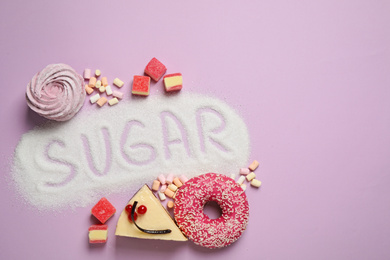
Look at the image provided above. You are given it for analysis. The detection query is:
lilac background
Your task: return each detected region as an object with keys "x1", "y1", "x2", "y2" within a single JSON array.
[{"x1": 1, "y1": 0, "x2": 390, "y2": 259}]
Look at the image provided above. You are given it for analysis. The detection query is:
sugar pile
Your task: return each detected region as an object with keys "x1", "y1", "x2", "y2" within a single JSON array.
[{"x1": 12, "y1": 93, "x2": 250, "y2": 210}]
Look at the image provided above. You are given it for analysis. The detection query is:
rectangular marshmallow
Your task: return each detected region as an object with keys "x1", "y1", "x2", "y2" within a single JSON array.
[
  {"x1": 85, "y1": 84, "x2": 94, "y2": 95},
  {"x1": 160, "y1": 184, "x2": 167, "y2": 193},
  {"x1": 249, "y1": 160, "x2": 259, "y2": 171},
  {"x1": 230, "y1": 173, "x2": 236, "y2": 180},
  {"x1": 90, "y1": 93, "x2": 100, "y2": 104},
  {"x1": 88, "y1": 225, "x2": 108, "y2": 243},
  {"x1": 158, "y1": 174, "x2": 166, "y2": 185},
  {"x1": 101, "y1": 77, "x2": 108, "y2": 86},
  {"x1": 246, "y1": 172, "x2": 256, "y2": 182},
  {"x1": 96, "y1": 80, "x2": 102, "y2": 88},
  {"x1": 89, "y1": 77, "x2": 97, "y2": 88},
  {"x1": 99, "y1": 86, "x2": 106, "y2": 93},
  {"x1": 144, "y1": 57, "x2": 167, "y2": 81},
  {"x1": 113, "y1": 78, "x2": 124, "y2": 88},
  {"x1": 237, "y1": 176, "x2": 246, "y2": 185},
  {"x1": 132, "y1": 75, "x2": 150, "y2": 96},
  {"x1": 108, "y1": 98, "x2": 119, "y2": 106},
  {"x1": 164, "y1": 188, "x2": 175, "y2": 198},
  {"x1": 158, "y1": 191, "x2": 166, "y2": 201},
  {"x1": 84, "y1": 69, "x2": 91, "y2": 80},
  {"x1": 167, "y1": 201, "x2": 174, "y2": 209},
  {"x1": 241, "y1": 184, "x2": 247, "y2": 191},
  {"x1": 97, "y1": 97, "x2": 107, "y2": 107},
  {"x1": 251, "y1": 179, "x2": 262, "y2": 188},
  {"x1": 105, "y1": 85, "x2": 113, "y2": 95},
  {"x1": 166, "y1": 173, "x2": 174, "y2": 184},
  {"x1": 113, "y1": 91, "x2": 124, "y2": 99},
  {"x1": 173, "y1": 177, "x2": 183, "y2": 188},
  {"x1": 152, "y1": 180, "x2": 160, "y2": 191},
  {"x1": 168, "y1": 184, "x2": 178, "y2": 192},
  {"x1": 179, "y1": 175, "x2": 188, "y2": 183},
  {"x1": 163, "y1": 73, "x2": 183, "y2": 92},
  {"x1": 240, "y1": 168, "x2": 250, "y2": 175}
]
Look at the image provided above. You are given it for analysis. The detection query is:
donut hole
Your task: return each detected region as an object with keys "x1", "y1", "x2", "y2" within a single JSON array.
[{"x1": 203, "y1": 201, "x2": 222, "y2": 219}]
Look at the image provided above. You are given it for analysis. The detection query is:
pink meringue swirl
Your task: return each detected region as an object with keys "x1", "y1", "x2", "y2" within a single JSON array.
[{"x1": 26, "y1": 63, "x2": 85, "y2": 121}]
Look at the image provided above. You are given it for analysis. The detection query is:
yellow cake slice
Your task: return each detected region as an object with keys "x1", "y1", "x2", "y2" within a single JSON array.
[{"x1": 115, "y1": 185, "x2": 187, "y2": 241}]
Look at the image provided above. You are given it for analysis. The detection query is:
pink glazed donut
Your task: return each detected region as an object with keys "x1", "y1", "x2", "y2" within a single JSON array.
[{"x1": 174, "y1": 173, "x2": 249, "y2": 249}]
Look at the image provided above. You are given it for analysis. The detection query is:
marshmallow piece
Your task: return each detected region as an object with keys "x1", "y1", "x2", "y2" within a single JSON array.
[
  {"x1": 97, "y1": 97, "x2": 107, "y2": 107},
  {"x1": 96, "y1": 80, "x2": 102, "y2": 88},
  {"x1": 179, "y1": 175, "x2": 188, "y2": 184},
  {"x1": 246, "y1": 172, "x2": 256, "y2": 182},
  {"x1": 88, "y1": 225, "x2": 108, "y2": 243},
  {"x1": 240, "y1": 168, "x2": 250, "y2": 175},
  {"x1": 108, "y1": 98, "x2": 119, "y2": 106},
  {"x1": 84, "y1": 69, "x2": 91, "y2": 80},
  {"x1": 132, "y1": 75, "x2": 150, "y2": 96},
  {"x1": 164, "y1": 188, "x2": 175, "y2": 198},
  {"x1": 113, "y1": 91, "x2": 124, "y2": 99},
  {"x1": 173, "y1": 177, "x2": 183, "y2": 188},
  {"x1": 144, "y1": 57, "x2": 167, "y2": 81},
  {"x1": 158, "y1": 191, "x2": 166, "y2": 201},
  {"x1": 99, "y1": 86, "x2": 106, "y2": 93},
  {"x1": 251, "y1": 179, "x2": 262, "y2": 188},
  {"x1": 168, "y1": 184, "x2": 178, "y2": 192},
  {"x1": 89, "y1": 77, "x2": 97, "y2": 88},
  {"x1": 237, "y1": 176, "x2": 246, "y2": 185},
  {"x1": 152, "y1": 180, "x2": 160, "y2": 191},
  {"x1": 167, "y1": 201, "x2": 174, "y2": 209},
  {"x1": 101, "y1": 77, "x2": 108, "y2": 86},
  {"x1": 157, "y1": 174, "x2": 166, "y2": 185},
  {"x1": 85, "y1": 85, "x2": 94, "y2": 95},
  {"x1": 95, "y1": 69, "x2": 101, "y2": 77},
  {"x1": 249, "y1": 160, "x2": 259, "y2": 171},
  {"x1": 230, "y1": 173, "x2": 236, "y2": 180},
  {"x1": 160, "y1": 184, "x2": 167, "y2": 193},
  {"x1": 113, "y1": 78, "x2": 124, "y2": 88},
  {"x1": 105, "y1": 85, "x2": 113, "y2": 95},
  {"x1": 90, "y1": 93, "x2": 100, "y2": 104},
  {"x1": 163, "y1": 73, "x2": 183, "y2": 92},
  {"x1": 241, "y1": 184, "x2": 247, "y2": 191},
  {"x1": 166, "y1": 173, "x2": 174, "y2": 184}
]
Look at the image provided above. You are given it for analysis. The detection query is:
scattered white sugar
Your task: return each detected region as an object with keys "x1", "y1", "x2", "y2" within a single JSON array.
[{"x1": 11, "y1": 93, "x2": 250, "y2": 211}]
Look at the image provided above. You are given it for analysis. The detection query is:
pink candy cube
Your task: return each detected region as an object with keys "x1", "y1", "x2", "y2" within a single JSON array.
[
  {"x1": 132, "y1": 75, "x2": 151, "y2": 96},
  {"x1": 91, "y1": 197, "x2": 116, "y2": 224},
  {"x1": 144, "y1": 57, "x2": 167, "y2": 81}
]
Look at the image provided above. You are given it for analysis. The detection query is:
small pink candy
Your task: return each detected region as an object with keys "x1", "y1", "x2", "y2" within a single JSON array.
[
  {"x1": 179, "y1": 175, "x2": 188, "y2": 183},
  {"x1": 160, "y1": 184, "x2": 167, "y2": 193},
  {"x1": 84, "y1": 69, "x2": 91, "y2": 80},
  {"x1": 113, "y1": 91, "x2": 124, "y2": 99},
  {"x1": 157, "y1": 174, "x2": 166, "y2": 185},
  {"x1": 240, "y1": 168, "x2": 250, "y2": 175},
  {"x1": 166, "y1": 173, "x2": 174, "y2": 184}
]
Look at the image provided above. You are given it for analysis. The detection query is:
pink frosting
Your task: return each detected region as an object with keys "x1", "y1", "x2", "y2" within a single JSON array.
[
  {"x1": 174, "y1": 173, "x2": 249, "y2": 249},
  {"x1": 26, "y1": 64, "x2": 85, "y2": 121}
]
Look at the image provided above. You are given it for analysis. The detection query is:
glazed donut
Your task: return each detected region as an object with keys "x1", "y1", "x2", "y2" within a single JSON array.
[{"x1": 174, "y1": 173, "x2": 249, "y2": 249}]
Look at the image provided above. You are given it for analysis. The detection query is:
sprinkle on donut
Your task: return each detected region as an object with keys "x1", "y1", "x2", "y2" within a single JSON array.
[{"x1": 174, "y1": 173, "x2": 249, "y2": 249}]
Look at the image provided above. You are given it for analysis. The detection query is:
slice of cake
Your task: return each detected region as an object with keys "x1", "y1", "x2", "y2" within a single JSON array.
[{"x1": 115, "y1": 185, "x2": 187, "y2": 241}]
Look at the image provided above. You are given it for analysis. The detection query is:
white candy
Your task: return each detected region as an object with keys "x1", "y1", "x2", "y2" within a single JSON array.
[
  {"x1": 158, "y1": 191, "x2": 166, "y2": 201},
  {"x1": 113, "y1": 78, "x2": 124, "y2": 88},
  {"x1": 230, "y1": 173, "x2": 236, "y2": 180},
  {"x1": 99, "y1": 86, "x2": 106, "y2": 93},
  {"x1": 108, "y1": 98, "x2": 119, "y2": 106},
  {"x1": 237, "y1": 176, "x2": 246, "y2": 185},
  {"x1": 246, "y1": 172, "x2": 256, "y2": 181},
  {"x1": 251, "y1": 179, "x2": 262, "y2": 188},
  {"x1": 90, "y1": 93, "x2": 100, "y2": 104},
  {"x1": 105, "y1": 85, "x2": 113, "y2": 95},
  {"x1": 241, "y1": 183, "x2": 247, "y2": 191}
]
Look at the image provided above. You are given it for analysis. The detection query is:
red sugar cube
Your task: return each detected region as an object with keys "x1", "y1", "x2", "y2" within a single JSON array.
[
  {"x1": 132, "y1": 75, "x2": 150, "y2": 96},
  {"x1": 88, "y1": 224, "x2": 108, "y2": 244},
  {"x1": 144, "y1": 57, "x2": 167, "y2": 81},
  {"x1": 91, "y1": 197, "x2": 116, "y2": 224}
]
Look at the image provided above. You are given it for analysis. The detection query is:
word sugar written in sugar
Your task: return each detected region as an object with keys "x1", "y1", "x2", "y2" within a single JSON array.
[{"x1": 12, "y1": 93, "x2": 250, "y2": 210}]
